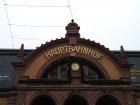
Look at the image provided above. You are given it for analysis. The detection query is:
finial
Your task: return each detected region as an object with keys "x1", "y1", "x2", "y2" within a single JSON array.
[
  {"x1": 120, "y1": 46, "x2": 128, "y2": 64},
  {"x1": 71, "y1": 19, "x2": 74, "y2": 23},
  {"x1": 65, "y1": 20, "x2": 80, "y2": 38}
]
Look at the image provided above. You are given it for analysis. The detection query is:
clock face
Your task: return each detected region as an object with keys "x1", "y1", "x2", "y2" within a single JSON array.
[{"x1": 71, "y1": 63, "x2": 80, "y2": 71}]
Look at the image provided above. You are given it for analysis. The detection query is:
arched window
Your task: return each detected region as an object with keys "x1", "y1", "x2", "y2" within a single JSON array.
[
  {"x1": 95, "y1": 95, "x2": 121, "y2": 105},
  {"x1": 30, "y1": 95, "x2": 55, "y2": 105},
  {"x1": 81, "y1": 62, "x2": 105, "y2": 82},
  {"x1": 42, "y1": 63, "x2": 70, "y2": 80},
  {"x1": 41, "y1": 57, "x2": 105, "y2": 83},
  {"x1": 63, "y1": 95, "x2": 89, "y2": 105},
  {"x1": 41, "y1": 57, "x2": 71, "y2": 83},
  {"x1": 83, "y1": 65, "x2": 98, "y2": 79}
]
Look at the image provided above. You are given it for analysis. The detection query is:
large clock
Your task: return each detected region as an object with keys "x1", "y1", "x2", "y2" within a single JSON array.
[{"x1": 71, "y1": 63, "x2": 80, "y2": 71}]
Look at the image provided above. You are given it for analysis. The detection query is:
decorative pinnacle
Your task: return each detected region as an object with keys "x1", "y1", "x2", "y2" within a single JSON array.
[
  {"x1": 65, "y1": 20, "x2": 80, "y2": 38},
  {"x1": 17, "y1": 44, "x2": 24, "y2": 62},
  {"x1": 120, "y1": 46, "x2": 128, "y2": 64},
  {"x1": 71, "y1": 19, "x2": 74, "y2": 23}
]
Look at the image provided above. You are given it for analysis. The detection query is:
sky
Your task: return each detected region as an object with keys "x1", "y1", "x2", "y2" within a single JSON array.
[{"x1": 0, "y1": 0, "x2": 140, "y2": 50}]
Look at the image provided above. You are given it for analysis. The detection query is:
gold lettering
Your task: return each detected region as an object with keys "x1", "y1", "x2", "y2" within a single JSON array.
[
  {"x1": 77, "y1": 46, "x2": 82, "y2": 53},
  {"x1": 44, "y1": 45, "x2": 104, "y2": 60},
  {"x1": 97, "y1": 54, "x2": 103, "y2": 59},
  {"x1": 50, "y1": 49, "x2": 56, "y2": 56},
  {"x1": 87, "y1": 48, "x2": 93, "y2": 56},
  {"x1": 44, "y1": 52, "x2": 52, "y2": 59},
  {"x1": 82, "y1": 47, "x2": 89, "y2": 54},
  {"x1": 78, "y1": 46, "x2": 85, "y2": 54},
  {"x1": 59, "y1": 46, "x2": 65, "y2": 53},
  {"x1": 69, "y1": 45, "x2": 74, "y2": 52},
  {"x1": 130, "y1": 69, "x2": 140, "y2": 76},
  {"x1": 54, "y1": 47, "x2": 60, "y2": 54},
  {"x1": 73, "y1": 46, "x2": 79, "y2": 52},
  {"x1": 92, "y1": 51, "x2": 99, "y2": 58},
  {"x1": 64, "y1": 46, "x2": 68, "y2": 52}
]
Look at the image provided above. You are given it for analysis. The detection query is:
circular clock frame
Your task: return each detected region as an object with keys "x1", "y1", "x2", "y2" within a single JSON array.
[{"x1": 71, "y1": 63, "x2": 80, "y2": 71}]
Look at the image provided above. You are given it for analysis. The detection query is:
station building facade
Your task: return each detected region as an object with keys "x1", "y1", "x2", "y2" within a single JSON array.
[{"x1": 0, "y1": 20, "x2": 140, "y2": 105}]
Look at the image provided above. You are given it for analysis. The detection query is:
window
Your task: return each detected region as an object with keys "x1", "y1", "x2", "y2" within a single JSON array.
[
  {"x1": 81, "y1": 60, "x2": 105, "y2": 83},
  {"x1": 42, "y1": 63, "x2": 70, "y2": 82},
  {"x1": 47, "y1": 64, "x2": 69, "y2": 80},
  {"x1": 83, "y1": 65, "x2": 98, "y2": 80},
  {"x1": 41, "y1": 57, "x2": 105, "y2": 83}
]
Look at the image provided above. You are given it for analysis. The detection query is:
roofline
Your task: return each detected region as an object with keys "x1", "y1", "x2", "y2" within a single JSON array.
[
  {"x1": 112, "y1": 50, "x2": 140, "y2": 57},
  {"x1": 0, "y1": 49, "x2": 140, "y2": 57},
  {"x1": 0, "y1": 49, "x2": 33, "y2": 56}
]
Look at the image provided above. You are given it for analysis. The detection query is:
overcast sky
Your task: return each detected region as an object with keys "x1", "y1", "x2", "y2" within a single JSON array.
[{"x1": 0, "y1": 0, "x2": 140, "y2": 50}]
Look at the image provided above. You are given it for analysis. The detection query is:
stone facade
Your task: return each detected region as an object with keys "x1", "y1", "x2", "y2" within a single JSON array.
[{"x1": 0, "y1": 20, "x2": 140, "y2": 105}]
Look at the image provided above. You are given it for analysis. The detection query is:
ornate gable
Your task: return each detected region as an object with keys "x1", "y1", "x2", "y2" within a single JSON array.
[{"x1": 12, "y1": 20, "x2": 131, "y2": 86}]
